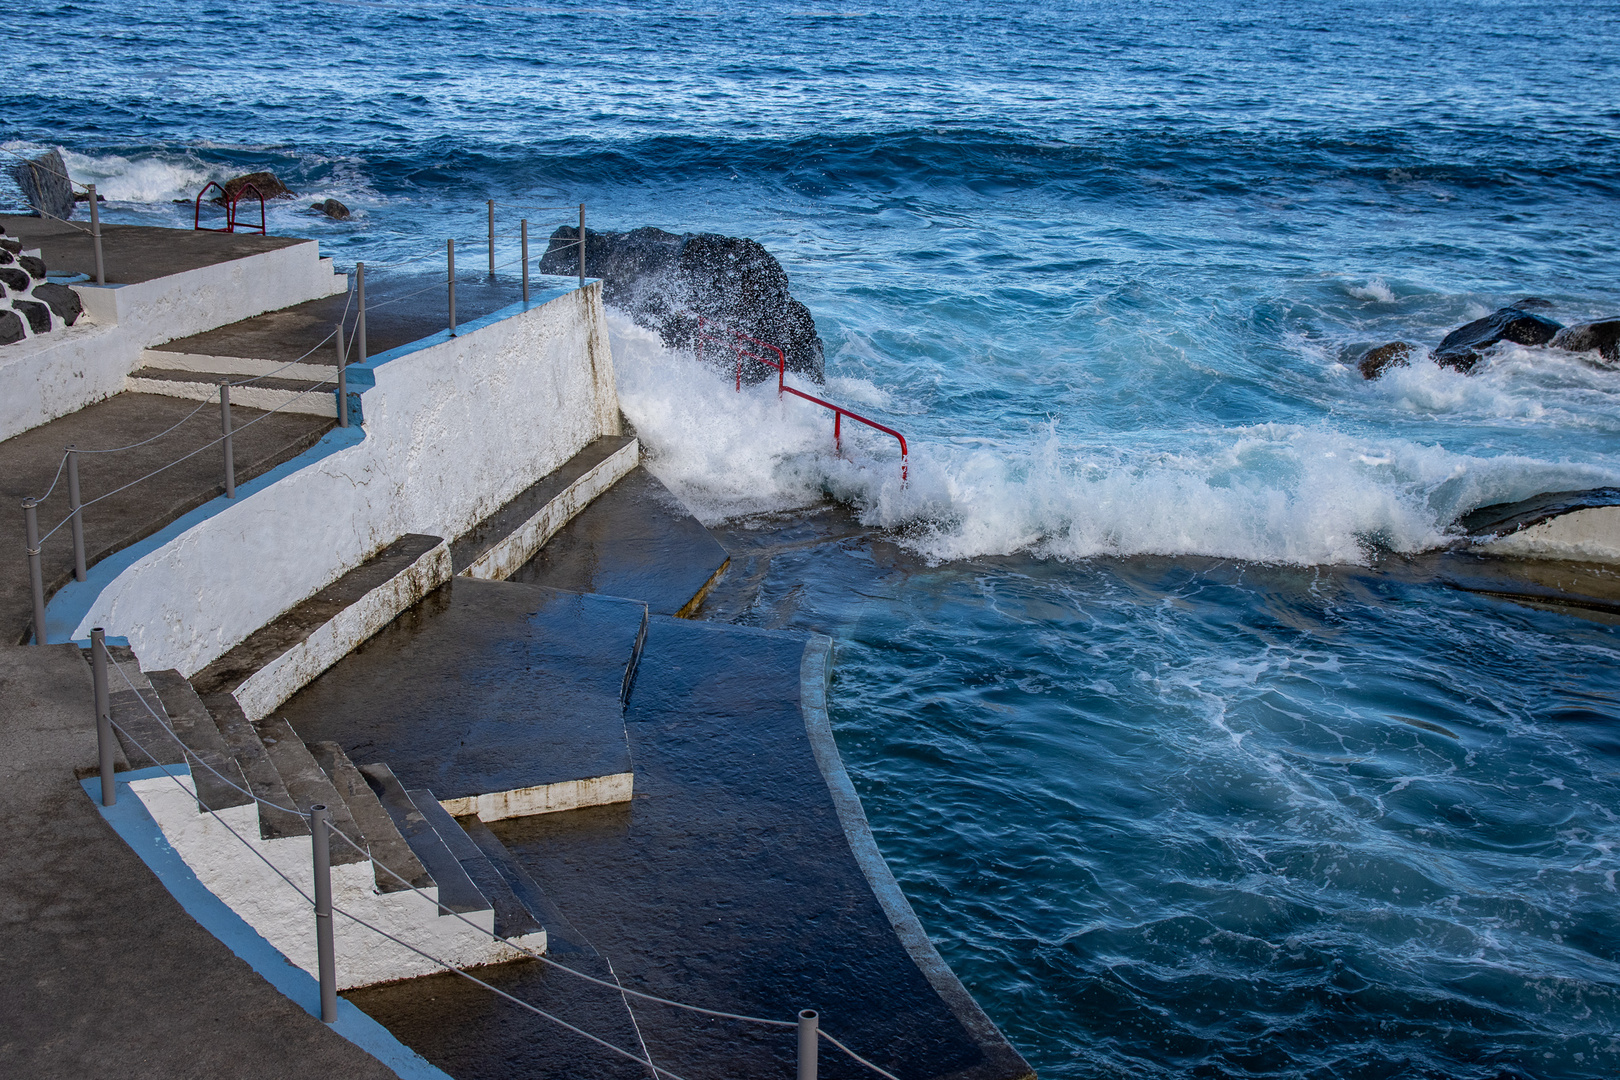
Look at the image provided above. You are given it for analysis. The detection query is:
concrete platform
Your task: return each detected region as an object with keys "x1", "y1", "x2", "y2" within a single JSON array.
[
  {"x1": 273, "y1": 577, "x2": 645, "y2": 816},
  {"x1": 0, "y1": 643, "x2": 400, "y2": 1080},
  {"x1": 0, "y1": 392, "x2": 333, "y2": 645},
  {"x1": 0, "y1": 215, "x2": 304, "y2": 285},
  {"x1": 345, "y1": 619, "x2": 1032, "y2": 1080},
  {"x1": 509, "y1": 466, "x2": 730, "y2": 617}
]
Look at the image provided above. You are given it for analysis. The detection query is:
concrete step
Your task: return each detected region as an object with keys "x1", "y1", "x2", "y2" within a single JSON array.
[
  {"x1": 200, "y1": 692, "x2": 308, "y2": 841},
  {"x1": 105, "y1": 645, "x2": 187, "y2": 769},
  {"x1": 190, "y1": 533, "x2": 450, "y2": 721},
  {"x1": 139, "y1": 348, "x2": 335, "y2": 381},
  {"x1": 410, "y1": 791, "x2": 543, "y2": 939},
  {"x1": 451, "y1": 434, "x2": 639, "y2": 581},
  {"x1": 508, "y1": 465, "x2": 730, "y2": 617},
  {"x1": 309, "y1": 741, "x2": 434, "y2": 895},
  {"x1": 148, "y1": 668, "x2": 253, "y2": 813},
  {"x1": 125, "y1": 365, "x2": 339, "y2": 419},
  {"x1": 457, "y1": 814, "x2": 585, "y2": 951},
  {"x1": 360, "y1": 763, "x2": 489, "y2": 917},
  {"x1": 250, "y1": 716, "x2": 367, "y2": 867},
  {"x1": 278, "y1": 579, "x2": 644, "y2": 823}
]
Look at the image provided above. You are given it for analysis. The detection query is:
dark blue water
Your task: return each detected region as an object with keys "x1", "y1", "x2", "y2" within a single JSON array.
[{"x1": 10, "y1": 1, "x2": 1620, "y2": 1076}]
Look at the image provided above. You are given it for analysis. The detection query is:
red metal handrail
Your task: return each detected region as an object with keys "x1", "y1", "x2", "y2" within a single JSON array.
[
  {"x1": 696, "y1": 316, "x2": 908, "y2": 483},
  {"x1": 230, "y1": 182, "x2": 267, "y2": 235},
  {"x1": 192, "y1": 181, "x2": 267, "y2": 234}
]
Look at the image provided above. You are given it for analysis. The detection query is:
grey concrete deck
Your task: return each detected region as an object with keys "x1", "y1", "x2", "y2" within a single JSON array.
[
  {"x1": 0, "y1": 393, "x2": 334, "y2": 645},
  {"x1": 0, "y1": 215, "x2": 303, "y2": 285},
  {"x1": 509, "y1": 466, "x2": 731, "y2": 617},
  {"x1": 0, "y1": 643, "x2": 398, "y2": 1080}
]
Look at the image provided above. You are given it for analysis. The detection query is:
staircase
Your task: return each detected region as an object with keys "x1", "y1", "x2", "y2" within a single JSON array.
[{"x1": 126, "y1": 348, "x2": 340, "y2": 419}]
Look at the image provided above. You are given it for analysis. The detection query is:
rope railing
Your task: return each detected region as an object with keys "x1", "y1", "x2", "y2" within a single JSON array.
[
  {"x1": 2, "y1": 145, "x2": 108, "y2": 281},
  {"x1": 102, "y1": 660, "x2": 907, "y2": 1080}
]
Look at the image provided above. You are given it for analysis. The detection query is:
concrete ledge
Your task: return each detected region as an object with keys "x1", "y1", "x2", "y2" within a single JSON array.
[
  {"x1": 458, "y1": 435, "x2": 639, "y2": 581},
  {"x1": 139, "y1": 349, "x2": 334, "y2": 381},
  {"x1": 225, "y1": 537, "x2": 452, "y2": 720},
  {"x1": 439, "y1": 770, "x2": 635, "y2": 823},
  {"x1": 126, "y1": 373, "x2": 338, "y2": 418}
]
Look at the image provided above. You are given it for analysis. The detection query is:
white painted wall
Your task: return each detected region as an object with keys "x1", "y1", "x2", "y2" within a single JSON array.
[
  {"x1": 74, "y1": 283, "x2": 620, "y2": 675},
  {"x1": 0, "y1": 240, "x2": 345, "y2": 441}
]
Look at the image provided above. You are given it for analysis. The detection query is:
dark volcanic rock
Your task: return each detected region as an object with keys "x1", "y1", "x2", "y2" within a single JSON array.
[
  {"x1": 1550, "y1": 320, "x2": 1620, "y2": 364},
  {"x1": 0, "y1": 310, "x2": 23, "y2": 344},
  {"x1": 0, "y1": 267, "x2": 30, "y2": 293},
  {"x1": 1432, "y1": 302, "x2": 1564, "y2": 374},
  {"x1": 310, "y1": 198, "x2": 350, "y2": 220},
  {"x1": 6, "y1": 149, "x2": 75, "y2": 222},
  {"x1": 539, "y1": 225, "x2": 825, "y2": 382},
  {"x1": 215, "y1": 171, "x2": 295, "y2": 204},
  {"x1": 33, "y1": 283, "x2": 83, "y2": 326},
  {"x1": 0, "y1": 249, "x2": 11, "y2": 265},
  {"x1": 1358, "y1": 341, "x2": 1412, "y2": 380},
  {"x1": 12, "y1": 300, "x2": 51, "y2": 334},
  {"x1": 73, "y1": 191, "x2": 107, "y2": 202},
  {"x1": 0, "y1": 238, "x2": 21, "y2": 254},
  {"x1": 17, "y1": 255, "x2": 46, "y2": 281}
]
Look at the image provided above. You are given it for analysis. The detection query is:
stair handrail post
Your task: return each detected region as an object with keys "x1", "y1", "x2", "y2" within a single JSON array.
[
  {"x1": 487, "y1": 199, "x2": 496, "y2": 277},
  {"x1": 356, "y1": 262, "x2": 367, "y2": 364},
  {"x1": 334, "y1": 322, "x2": 348, "y2": 428},
  {"x1": 66, "y1": 445, "x2": 86, "y2": 582},
  {"x1": 219, "y1": 381, "x2": 235, "y2": 499},
  {"x1": 310, "y1": 804, "x2": 338, "y2": 1022},
  {"x1": 22, "y1": 498, "x2": 45, "y2": 645},
  {"x1": 521, "y1": 219, "x2": 529, "y2": 305},
  {"x1": 447, "y1": 239, "x2": 457, "y2": 337},
  {"x1": 577, "y1": 203, "x2": 586, "y2": 287},
  {"x1": 797, "y1": 1009, "x2": 819, "y2": 1080},
  {"x1": 92, "y1": 627, "x2": 115, "y2": 807},
  {"x1": 87, "y1": 183, "x2": 105, "y2": 285}
]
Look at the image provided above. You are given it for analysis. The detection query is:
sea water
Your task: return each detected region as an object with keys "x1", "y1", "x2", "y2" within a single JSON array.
[{"x1": 10, "y1": 0, "x2": 1620, "y2": 1075}]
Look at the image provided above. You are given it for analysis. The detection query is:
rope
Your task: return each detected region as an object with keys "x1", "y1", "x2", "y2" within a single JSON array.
[
  {"x1": 818, "y1": 1029, "x2": 902, "y2": 1080},
  {"x1": 229, "y1": 279, "x2": 353, "y2": 386},
  {"x1": 29, "y1": 451, "x2": 70, "y2": 503},
  {"x1": 0, "y1": 144, "x2": 92, "y2": 192},
  {"x1": 493, "y1": 200, "x2": 576, "y2": 213}
]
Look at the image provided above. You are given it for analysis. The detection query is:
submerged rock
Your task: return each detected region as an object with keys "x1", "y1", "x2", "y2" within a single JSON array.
[
  {"x1": 1549, "y1": 320, "x2": 1620, "y2": 364},
  {"x1": 33, "y1": 283, "x2": 83, "y2": 326},
  {"x1": 1357, "y1": 341, "x2": 1412, "y2": 380},
  {"x1": 309, "y1": 198, "x2": 350, "y2": 220},
  {"x1": 539, "y1": 225, "x2": 825, "y2": 382},
  {"x1": 6, "y1": 148, "x2": 75, "y2": 222},
  {"x1": 215, "y1": 171, "x2": 295, "y2": 204},
  {"x1": 1432, "y1": 302, "x2": 1563, "y2": 374}
]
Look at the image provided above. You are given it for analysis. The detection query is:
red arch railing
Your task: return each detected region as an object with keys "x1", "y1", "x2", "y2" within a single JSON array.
[
  {"x1": 697, "y1": 316, "x2": 908, "y2": 483},
  {"x1": 193, "y1": 181, "x2": 267, "y2": 235}
]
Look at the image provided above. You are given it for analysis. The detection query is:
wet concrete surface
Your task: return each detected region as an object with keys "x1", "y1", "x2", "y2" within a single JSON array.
[
  {"x1": 0, "y1": 643, "x2": 398, "y2": 1080},
  {"x1": 509, "y1": 467, "x2": 731, "y2": 617},
  {"x1": 0, "y1": 393, "x2": 333, "y2": 644},
  {"x1": 345, "y1": 616, "x2": 1022, "y2": 1080},
  {"x1": 274, "y1": 578, "x2": 644, "y2": 803},
  {"x1": 0, "y1": 215, "x2": 302, "y2": 285}
]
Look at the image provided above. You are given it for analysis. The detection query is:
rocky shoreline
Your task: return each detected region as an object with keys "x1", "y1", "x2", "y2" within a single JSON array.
[{"x1": 1357, "y1": 298, "x2": 1619, "y2": 379}]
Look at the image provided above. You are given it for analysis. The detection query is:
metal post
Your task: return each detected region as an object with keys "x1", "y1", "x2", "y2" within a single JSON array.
[
  {"x1": 311, "y1": 804, "x2": 338, "y2": 1023},
  {"x1": 521, "y1": 219, "x2": 529, "y2": 305},
  {"x1": 92, "y1": 627, "x2": 115, "y2": 807},
  {"x1": 578, "y1": 203, "x2": 586, "y2": 287},
  {"x1": 797, "y1": 1010, "x2": 818, "y2": 1080},
  {"x1": 447, "y1": 239, "x2": 457, "y2": 337},
  {"x1": 22, "y1": 498, "x2": 45, "y2": 646},
  {"x1": 335, "y1": 322, "x2": 348, "y2": 429},
  {"x1": 834, "y1": 412, "x2": 842, "y2": 451},
  {"x1": 488, "y1": 199, "x2": 496, "y2": 277},
  {"x1": 356, "y1": 262, "x2": 367, "y2": 364},
  {"x1": 67, "y1": 446, "x2": 86, "y2": 582},
  {"x1": 219, "y1": 381, "x2": 235, "y2": 499},
  {"x1": 88, "y1": 183, "x2": 105, "y2": 285}
]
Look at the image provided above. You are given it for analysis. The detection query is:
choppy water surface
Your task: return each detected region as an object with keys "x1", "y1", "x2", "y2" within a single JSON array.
[{"x1": 9, "y1": 1, "x2": 1620, "y2": 1075}]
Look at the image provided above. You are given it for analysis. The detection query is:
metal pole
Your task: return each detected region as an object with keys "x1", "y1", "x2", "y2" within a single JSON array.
[
  {"x1": 487, "y1": 199, "x2": 496, "y2": 277},
  {"x1": 578, "y1": 203, "x2": 586, "y2": 287},
  {"x1": 311, "y1": 804, "x2": 338, "y2": 1023},
  {"x1": 448, "y1": 239, "x2": 456, "y2": 337},
  {"x1": 88, "y1": 184, "x2": 105, "y2": 285},
  {"x1": 356, "y1": 262, "x2": 367, "y2": 364},
  {"x1": 92, "y1": 627, "x2": 115, "y2": 807},
  {"x1": 219, "y1": 381, "x2": 235, "y2": 499},
  {"x1": 521, "y1": 219, "x2": 529, "y2": 305},
  {"x1": 335, "y1": 322, "x2": 348, "y2": 429},
  {"x1": 67, "y1": 446, "x2": 86, "y2": 582},
  {"x1": 23, "y1": 499, "x2": 45, "y2": 646},
  {"x1": 798, "y1": 1010, "x2": 818, "y2": 1080}
]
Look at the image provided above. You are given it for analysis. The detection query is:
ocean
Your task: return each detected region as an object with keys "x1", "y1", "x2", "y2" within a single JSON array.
[{"x1": 9, "y1": 0, "x2": 1620, "y2": 1075}]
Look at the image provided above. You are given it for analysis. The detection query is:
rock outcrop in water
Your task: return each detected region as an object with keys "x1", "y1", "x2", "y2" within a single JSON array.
[
  {"x1": 1550, "y1": 320, "x2": 1620, "y2": 364},
  {"x1": 1358, "y1": 299, "x2": 1620, "y2": 379},
  {"x1": 539, "y1": 225, "x2": 824, "y2": 382},
  {"x1": 214, "y1": 171, "x2": 294, "y2": 204},
  {"x1": 6, "y1": 149, "x2": 75, "y2": 222},
  {"x1": 1357, "y1": 341, "x2": 1412, "y2": 379}
]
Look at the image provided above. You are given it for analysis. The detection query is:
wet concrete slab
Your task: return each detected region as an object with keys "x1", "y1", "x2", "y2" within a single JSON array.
[
  {"x1": 273, "y1": 578, "x2": 644, "y2": 805},
  {"x1": 509, "y1": 466, "x2": 730, "y2": 617},
  {"x1": 0, "y1": 215, "x2": 303, "y2": 285},
  {"x1": 344, "y1": 616, "x2": 1031, "y2": 1080}
]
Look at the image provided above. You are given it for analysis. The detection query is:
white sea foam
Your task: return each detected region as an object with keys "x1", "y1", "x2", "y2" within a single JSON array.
[
  {"x1": 58, "y1": 149, "x2": 216, "y2": 204},
  {"x1": 1348, "y1": 277, "x2": 1397, "y2": 303},
  {"x1": 611, "y1": 314, "x2": 1620, "y2": 566}
]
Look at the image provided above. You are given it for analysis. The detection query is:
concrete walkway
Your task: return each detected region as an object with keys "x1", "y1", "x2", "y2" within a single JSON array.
[
  {"x1": 0, "y1": 215, "x2": 304, "y2": 285},
  {"x1": 0, "y1": 393, "x2": 332, "y2": 644},
  {"x1": 0, "y1": 644, "x2": 398, "y2": 1079}
]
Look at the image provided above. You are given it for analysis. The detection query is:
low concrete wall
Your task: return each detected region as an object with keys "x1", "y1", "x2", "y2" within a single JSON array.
[
  {"x1": 439, "y1": 771, "x2": 635, "y2": 823},
  {"x1": 0, "y1": 240, "x2": 344, "y2": 441},
  {"x1": 62, "y1": 282, "x2": 620, "y2": 675}
]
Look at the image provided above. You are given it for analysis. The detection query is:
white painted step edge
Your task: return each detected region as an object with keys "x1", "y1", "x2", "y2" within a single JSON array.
[
  {"x1": 139, "y1": 349, "x2": 336, "y2": 381},
  {"x1": 439, "y1": 771, "x2": 635, "y2": 823},
  {"x1": 126, "y1": 374, "x2": 338, "y2": 419}
]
